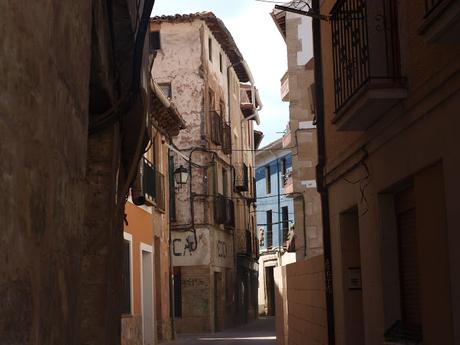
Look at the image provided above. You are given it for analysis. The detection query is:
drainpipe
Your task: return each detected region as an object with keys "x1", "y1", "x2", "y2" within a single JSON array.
[{"x1": 312, "y1": 0, "x2": 336, "y2": 343}]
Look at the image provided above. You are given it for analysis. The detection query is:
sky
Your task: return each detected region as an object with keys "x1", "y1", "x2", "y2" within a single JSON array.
[{"x1": 152, "y1": 0, "x2": 290, "y2": 146}]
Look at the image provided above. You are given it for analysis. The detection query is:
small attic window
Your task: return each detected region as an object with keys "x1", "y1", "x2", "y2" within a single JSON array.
[
  {"x1": 149, "y1": 31, "x2": 161, "y2": 53},
  {"x1": 208, "y1": 38, "x2": 213, "y2": 62},
  {"x1": 219, "y1": 53, "x2": 223, "y2": 73}
]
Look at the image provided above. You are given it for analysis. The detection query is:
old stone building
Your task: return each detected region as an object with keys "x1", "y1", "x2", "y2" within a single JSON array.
[
  {"x1": 150, "y1": 12, "x2": 261, "y2": 333},
  {"x1": 0, "y1": 1, "x2": 156, "y2": 344},
  {"x1": 272, "y1": 9, "x2": 323, "y2": 261},
  {"x1": 122, "y1": 81, "x2": 185, "y2": 345},
  {"x1": 315, "y1": 0, "x2": 460, "y2": 344}
]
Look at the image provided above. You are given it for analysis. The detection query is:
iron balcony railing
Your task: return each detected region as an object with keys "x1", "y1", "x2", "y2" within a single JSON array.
[
  {"x1": 224, "y1": 198, "x2": 235, "y2": 229},
  {"x1": 331, "y1": 0, "x2": 402, "y2": 113},
  {"x1": 234, "y1": 163, "x2": 249, "y2": 192},
  {"x1": 210, "y1": 111, "x2": 223, "y2": 145},
  {"x1": 222, "y1": 121, "x2": 232, "y2": 155},
  {"x1": 214, "y1": 194, "x2": 226, "y2": 224},
  {"x1": 214, "y1": 194, "x2": 235, "y2": 228},
  {"x1": 424, "y1": 0, "x2": 445, "y2": 16}
]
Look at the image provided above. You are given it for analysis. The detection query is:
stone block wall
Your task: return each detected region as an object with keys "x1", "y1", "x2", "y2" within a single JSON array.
[
  {"x1": 175, "y1": 266, "x2": 211, "y2": 333},
  {"x1": 121, "y1": 315, "x2": 143, "y2": 345},
  {"x1": 275, "y1": 255, "x2": 328, "y2": 345}
]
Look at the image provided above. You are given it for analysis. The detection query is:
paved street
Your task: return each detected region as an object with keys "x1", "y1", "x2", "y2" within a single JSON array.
[{"x1": 165, "y1": 317, "x2": 276, "y2": 345}]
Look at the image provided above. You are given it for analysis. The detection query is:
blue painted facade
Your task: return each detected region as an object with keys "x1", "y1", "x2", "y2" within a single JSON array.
[{"x1": 255, "y1": 153, "x2": 294, "y2": 251}]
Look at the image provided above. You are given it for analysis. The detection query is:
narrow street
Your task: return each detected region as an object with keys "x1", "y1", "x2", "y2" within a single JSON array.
[{"x1": 165, "y1": 318, "x2": 276, "y2": 345}]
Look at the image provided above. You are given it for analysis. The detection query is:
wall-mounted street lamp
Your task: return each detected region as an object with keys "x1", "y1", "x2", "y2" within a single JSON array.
[{"x1": 174, "y1": 165, "x2": 189, "y2": 185}]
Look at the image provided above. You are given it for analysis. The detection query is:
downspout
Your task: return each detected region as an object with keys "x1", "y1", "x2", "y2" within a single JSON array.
[{"x1": 312, "y1": 0, "x2": 335, "y2": 343}]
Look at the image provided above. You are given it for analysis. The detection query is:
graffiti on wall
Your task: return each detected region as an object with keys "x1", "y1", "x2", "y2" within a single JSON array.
[{"x1": 171, "y1": 229, "x2": 211, "y2": 266}]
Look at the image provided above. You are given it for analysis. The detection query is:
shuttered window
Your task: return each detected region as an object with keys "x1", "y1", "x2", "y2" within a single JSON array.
[{"x1": 396, "y1": 187, "x2": 422, "y2": 335}]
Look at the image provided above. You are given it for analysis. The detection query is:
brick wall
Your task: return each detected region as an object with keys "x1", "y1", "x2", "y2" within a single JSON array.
[{"x1": 275, "y1": 255, "x2": 328, "y2": 345}]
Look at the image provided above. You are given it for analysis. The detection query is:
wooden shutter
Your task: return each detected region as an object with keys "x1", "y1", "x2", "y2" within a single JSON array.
[{"x1": 396, "y1": 187, "x2": 422, "y2": 333}]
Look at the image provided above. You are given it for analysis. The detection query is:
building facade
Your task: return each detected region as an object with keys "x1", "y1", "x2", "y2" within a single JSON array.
[
  {"x1": 316, "y1": 0, "x2": 460, "y2": 344},
  {"x1": 255, "y1": 139, "x2": 296, "y2": 316},
  {"x1": 272, "y1": 9, "x2": 323, "y2": 261},
  {"x1": 0, "y1": 1, "x2": 155, "y2": 344},
  {"x1": 122, "y1": 82, "x2": 185, "y2": 345},
  {"x1": 150, "y1": 12, "x2": 260, "y2": 333}
]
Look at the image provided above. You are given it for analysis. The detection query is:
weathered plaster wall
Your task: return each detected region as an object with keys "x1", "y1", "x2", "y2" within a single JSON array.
[{"x1": 0, "y1": 2, "x2": 92, "y2": 344}]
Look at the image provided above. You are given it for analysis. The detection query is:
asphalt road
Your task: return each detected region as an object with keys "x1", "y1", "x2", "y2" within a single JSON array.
[{"x1": 164, "y1": 317, "x2": 276, "y2": 345}]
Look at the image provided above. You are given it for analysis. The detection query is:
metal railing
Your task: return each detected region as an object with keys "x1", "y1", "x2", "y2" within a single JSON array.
[
  {"x1": 214, "y1": 194, "x2": 235, "y2": 228},
  {"x1": 210, "y1": 111, "x2": 223, "y2": 145},
  {"x1": 234, "y1": 163, "x2": 249, "y2": 192},
  {"x1": 222, "y1": 122, "x2": 232, "y2": 155},
  {"x1": 224, "y1": 198, "x2": 235, "y2": 229},
  {"x1": 331, "y1": 0, "x2": 402, "y2": 113},
  {"x1": 214, "y1": 194, "x2": 226, "y2": 224},
  {"x1": 331, "y1": 0, "x2": 370, "y2": 113}
]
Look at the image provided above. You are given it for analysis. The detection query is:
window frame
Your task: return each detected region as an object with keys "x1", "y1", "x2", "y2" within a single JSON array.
[
  {"x1": 265, "y1": 165, "x2": 272, "y2": 194},
  {"x1": 149, "y1": 31, "x2": 161, "y2": 53},
  {"x1": 122, "y1": 232, "x2": 134, "y2": 315},
  {"x1": 208, "y1": 37, "x2": 213, "y2": 62}
]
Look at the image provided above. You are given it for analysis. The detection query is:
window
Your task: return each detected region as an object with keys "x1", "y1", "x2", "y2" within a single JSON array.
[
  {"x1": 158, "y1": 83, "x2": 172, "y2": 98},
  {"x1": 208, "y1": 37, "x2": 213, "y2": 61},
  {"x1": 169, "y1": 155, "x2": 176, "y2": 222},
  {"x1": 173, "y1": 267, "x2": 182, "y2": 318},
  {"x1": 282, "y1": 206, "x2": 289, "y2": 242},
  {"x1": 266, "y1": 210, "x2": 273, "y2": 248},
  {"x1": 222, "y1": 168, "x2": 228, "y2": 197},
  {"x1": 149, "y1": 31, "x2": 161, "y2": 53},
  {"x1": 219, "y1": 53, "x2": 223, "y2": 73},
  {"x1": 122, "y1": 239, "x2": 132, "y2": 314},
  {"x1": 395, "y1": 187, "x2": 422, "y2": 337},
  {"x1": 265, "y1": 165, "x2": 271, "y2": 194}
]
